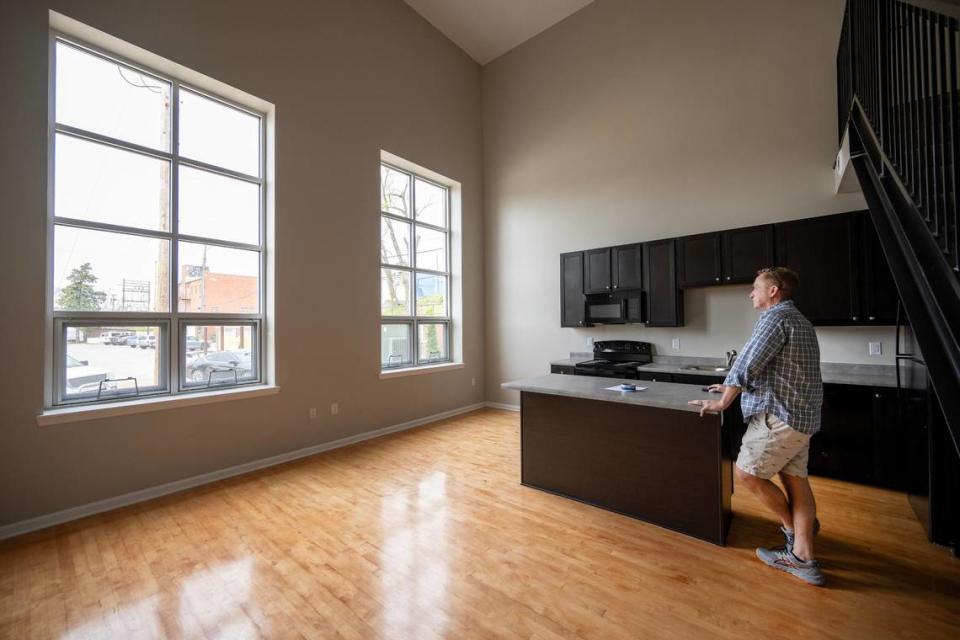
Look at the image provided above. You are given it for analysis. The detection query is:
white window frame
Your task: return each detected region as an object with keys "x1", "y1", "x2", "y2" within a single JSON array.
[
  {"x1": 45, "y1": 30, "x2": 268, "y2": 408},
  {"x1": 379, "y1": 160, "x2": 454, "y2": 372}
]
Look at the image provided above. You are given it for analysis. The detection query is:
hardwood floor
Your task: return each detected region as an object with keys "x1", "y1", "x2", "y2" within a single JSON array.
[{"x1": 1, "y1": 408, "x2": 958, "y2": 639}]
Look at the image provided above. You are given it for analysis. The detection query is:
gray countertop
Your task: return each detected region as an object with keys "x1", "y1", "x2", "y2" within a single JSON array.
[
  {"x1": 502, "y1": 374, "x2": 716, "y2": 414},
  {"x1": 549, "y1": 354, "x2": 898, "y2": 388}
]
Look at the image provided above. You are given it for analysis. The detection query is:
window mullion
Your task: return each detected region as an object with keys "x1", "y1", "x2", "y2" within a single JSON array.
[
  {"x1": 177, "y1": 156, "x2": 262, "y2": 185},
  {"x1": 413, "y1": 318, "x2": 419, "y2": 367},
  {"x1": 54, "y1": 124, "x2": 175, "y2": 163},
  {"x1": 170, "y1": 80, "x2": 181, "y2": 394},
  {"x1": 410, "y1": 176, "x2": 418, "y2": 367}
]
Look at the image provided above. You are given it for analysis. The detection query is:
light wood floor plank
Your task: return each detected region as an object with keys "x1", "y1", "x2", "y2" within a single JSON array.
[{"x1": 1, "y1": 409, "x2": 958, "y2": 639}]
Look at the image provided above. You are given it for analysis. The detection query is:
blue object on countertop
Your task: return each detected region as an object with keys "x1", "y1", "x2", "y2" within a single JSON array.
[{"x1": 620, "y1": 383, "x2": 637, "y2": 391}]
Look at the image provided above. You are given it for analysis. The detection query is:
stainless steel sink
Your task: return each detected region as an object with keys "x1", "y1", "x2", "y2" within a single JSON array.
[{"x1": 681, "y1": 365, "x2": 731, "y2": 373}]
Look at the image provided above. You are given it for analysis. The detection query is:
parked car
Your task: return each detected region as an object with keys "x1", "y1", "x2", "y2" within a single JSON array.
[
  {"x1": 184, "y1": 336, "x2": 206, "y2": 352},
  {"x1": 186, "y1": 350, "x2": 252, "y2": 384},
  {"x1": 126, "y1": 335, "x2": 140, "y2": 348},
  {"x1": 137, "y1": 335, "x2": 157, "y2": 349},
  {"x1": 65, "y1": 354, "x2": 110, "y2": 394},
  {"x1": 111, "y1": 331, "x2": 135, "y2": 345}
]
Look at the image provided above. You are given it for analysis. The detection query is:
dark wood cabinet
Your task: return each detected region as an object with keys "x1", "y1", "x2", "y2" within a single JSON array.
[
  {"x1": 643, "y1": 239, "x2": 683, "y2": 327},
  {"x1": 550, "y1": 364, "x2": 576, "y2": 375},
  {"x1": 584, "y1": 245, "x2": 643, "y2": 294},
  {"x1": 635, "y1": 371, "x2": 672, "y2": 382},
  {"x1": 775, "y1": 213, "x2": 860, "y2": 325},
  {"x1": 560, "y1": 252, "x2": 586, "y2": 328},
  {"x1": 561, "y1": 212, "x2": 897, "y2": 329},
  {"x1": 679, "y1": 225, "x2": 774, "y2": 288},
  {"x1": 722, "y1": 225, "x2": 774, "y2": 284},
  {"x1": 678, "y1": 233, "x2": 722, "y2": 287},
  {"x1": 809, "y1": 384, "x2": 876, "y2": 483},
  {"x1": 859, "y1": 211, "x2": 898, "y2": 324},
  {"x1": 670, "y1": 372, "x2": 722, "y2": 385},
  {"x1": 584, "y1": 248, "x2": 612, "y2": 294},
  {"x1": 873, "y1": 387, "x2": 908, "y2": 490},
  {"x1": 612, "y1": 243, "x2": 644, "y2": 290}
]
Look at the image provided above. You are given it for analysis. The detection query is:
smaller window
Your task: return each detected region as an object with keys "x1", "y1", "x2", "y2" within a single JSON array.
[
  {"x1": 417, "y1": 323, "x2": 448, "y2": 364},
  {"x1": 180, "y1": 322, "x2": 259, "y2": 389},
  {"x1": 381, "y1": 323, "x2": 413, "y2": 368},
  {"x1": 56, "y1": 322, "x2": 169, "y2": 404}
]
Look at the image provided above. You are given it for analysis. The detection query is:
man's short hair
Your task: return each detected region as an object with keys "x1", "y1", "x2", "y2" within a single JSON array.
[{"x1": 757, "y1": 267, "x2": 799, "y2": 300}]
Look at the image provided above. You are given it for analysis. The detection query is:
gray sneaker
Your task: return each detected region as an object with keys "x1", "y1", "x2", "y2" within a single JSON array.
[
  {"x1": 756, "y1": 546, "x2": 826, "y2": 586},
  {"x1": 781, "y1": 518, "x2": 821, "y2": 550}
]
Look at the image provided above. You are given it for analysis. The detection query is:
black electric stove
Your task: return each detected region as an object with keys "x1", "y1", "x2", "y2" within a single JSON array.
[{"x1": 573, "y1": 340, "x2": 653, "y2": 379}]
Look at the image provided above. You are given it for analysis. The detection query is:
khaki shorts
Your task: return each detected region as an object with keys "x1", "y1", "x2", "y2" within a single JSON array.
[{"x1": 736, "y1": 413, "x2": 811, "y2": 479}]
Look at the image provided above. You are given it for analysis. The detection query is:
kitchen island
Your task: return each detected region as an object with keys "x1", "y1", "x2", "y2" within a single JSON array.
[{"x1": 502, "y1": 374, "x2": 733, "y2": 545}]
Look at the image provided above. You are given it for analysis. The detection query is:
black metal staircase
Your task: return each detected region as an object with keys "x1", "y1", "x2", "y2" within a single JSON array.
[{"x1": 838, "y1": 0, "x2": 960, "y2": 472}]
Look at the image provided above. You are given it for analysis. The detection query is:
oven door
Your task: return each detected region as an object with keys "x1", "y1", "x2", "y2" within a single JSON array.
[{"x1": 574, "y1": 366, "x2": 615, "y2": 378}]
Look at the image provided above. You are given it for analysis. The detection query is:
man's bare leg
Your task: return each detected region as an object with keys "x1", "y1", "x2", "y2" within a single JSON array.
[
  {"x1": 735, "y1": 467, "x2": 793, "y2": 529},
  {"x1": 779, "y1": 472, "x2": 817, "y2": 561}
]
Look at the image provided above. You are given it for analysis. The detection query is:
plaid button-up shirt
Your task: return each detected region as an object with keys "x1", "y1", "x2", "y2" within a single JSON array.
[{"x1": 723, "y1": 300, "x2": 823, "y2": 435}]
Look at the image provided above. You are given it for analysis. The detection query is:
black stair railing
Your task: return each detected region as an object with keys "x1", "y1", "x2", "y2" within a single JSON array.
[
  {"x1": 840, "y1": 0, "x2": 960, "y2": 269},
  {"x1": 838, "y1": 0, "x2": 960, "y2": 455}
]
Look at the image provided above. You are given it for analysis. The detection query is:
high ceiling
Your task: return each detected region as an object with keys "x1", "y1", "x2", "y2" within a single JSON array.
[{"x1": 404, "y1": 0, "x2": 596, "y2": 65}]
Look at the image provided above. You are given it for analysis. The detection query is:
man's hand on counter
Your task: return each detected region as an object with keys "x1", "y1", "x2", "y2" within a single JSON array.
[
  {"x1": 689, "y1": 398, "x2": 726, "y2": 416},
  {"x1": 688, "y1": 384, "x2": 742, "y2": 417}
]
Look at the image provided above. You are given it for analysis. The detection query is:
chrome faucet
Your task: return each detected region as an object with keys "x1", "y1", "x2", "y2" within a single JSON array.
[{"x1": 725, "y1": 350, "x2": 738, "y2": 368}]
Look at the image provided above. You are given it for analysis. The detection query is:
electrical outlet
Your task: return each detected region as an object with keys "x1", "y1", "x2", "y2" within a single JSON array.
[
  {"x1": 471, "y1": 377, "x2": 476, "y2": 387},
  {"x1": 869, "y1": 341, "x2": 882, "y2": 356},
  {"x1": 330, "y1": 402, "x2": 339, "y2": 416},
  {"x1": 672, "y1": 338, "x2": 680, "y2": 350},
  {"x1": 586, "y1": 336, "x2": 594, "y2": 346},
  {"x1": 309, "y1": 407, "x2": 317, "y2": 420}
]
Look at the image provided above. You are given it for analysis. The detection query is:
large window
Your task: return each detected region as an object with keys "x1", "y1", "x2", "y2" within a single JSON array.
[
  {"x1": 380, "y1": 163, "x2": 452, "y2": 370},
  {"x1": 48, "y1": 36, "x2": 266, "y2": 406}
]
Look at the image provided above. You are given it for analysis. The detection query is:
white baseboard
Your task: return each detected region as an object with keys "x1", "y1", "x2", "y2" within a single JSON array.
[
  {"x1": 0, "y1": 402, "x2": 487, "y2": 542},
  {"x1": 485, "y1": 401, "x2": 520, "y2": 411}
]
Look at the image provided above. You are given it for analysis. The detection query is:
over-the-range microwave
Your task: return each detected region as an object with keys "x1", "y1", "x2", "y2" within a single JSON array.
[{"x1": 585, "y1": 292, "x2": 645, "y2": 324}]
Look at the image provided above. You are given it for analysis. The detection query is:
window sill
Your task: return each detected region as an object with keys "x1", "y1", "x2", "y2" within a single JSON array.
[
  {"x1": 37, "y1": 384, "x2": 280, "y2": 426},
  {"x1": 379, "y1": 362, "x2": 463, "y2": 379}
]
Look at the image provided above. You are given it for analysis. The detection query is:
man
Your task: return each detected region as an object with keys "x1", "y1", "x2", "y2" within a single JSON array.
[{"x1": 688, "y1": 267, "x2": 825, "y2": 586}]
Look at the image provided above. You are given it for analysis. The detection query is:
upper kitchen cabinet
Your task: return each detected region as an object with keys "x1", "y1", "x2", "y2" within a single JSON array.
[
  {"x1": 612, "y1": 243, "x2": 644, "y2": 290},
  {"x1": 584, "y1": 248, "x2": 612, "y2": 294},
  {"x1": 678, "y1": 225, "x2": 774, "y2": 288},
  {"x1": 775, "y1": 213, "x2": 860, "y2": 324},
  {"x1": 584, "y1": 244, "x2": 644, "y2": 293},
  {"x1": 722, "y1": 225, "x2": 775, "y2": 284},
  {"x1": 678, "y1": 233, "x2": 722, "y2": 287},
  {"x1": 643, "y1": 238, "x2": 684, "y2": 326},
  {"x1": 560, "y1": 251, "x2": 586, "y2": 327},
  {"x1": 858, "y1": 211, "x2": 898, "y2": 324}
]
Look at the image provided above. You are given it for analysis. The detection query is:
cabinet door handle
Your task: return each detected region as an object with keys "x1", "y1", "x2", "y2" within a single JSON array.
[
  {"x1": 869, "y1": 316, "x2": 876, "y2": 321},
  {"x1": 613, "y1": 285, "x2": 619, "y2": 289},
  {"x1": 725, "y1": 276, "x2": 731, "y2": 281},
  {"x1": 852, "y1": 316, "x2": 858, "y2": 321},
  {"x1": 715, "y1": 277, "x2": 720, "y2": 282}
]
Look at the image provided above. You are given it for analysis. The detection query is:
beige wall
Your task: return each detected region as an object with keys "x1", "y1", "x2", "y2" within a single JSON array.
[
  {"x1": 482, "y1": 0, "x2": 889, "y2": 405},
  {"x1": 0, "y1": 0, "x2": 484, "y2": 526}
]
